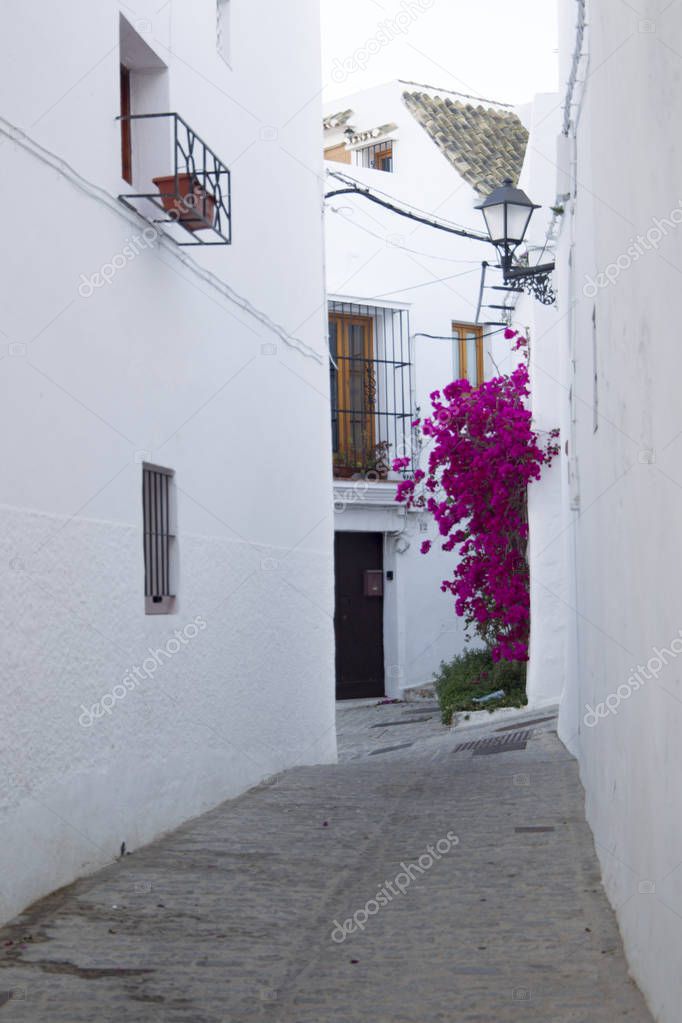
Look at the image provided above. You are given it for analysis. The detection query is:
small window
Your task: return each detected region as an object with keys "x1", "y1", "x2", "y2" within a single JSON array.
[
  {"x1": 217, "y1": 0, "x2": 231, "y2": 65},
  {"x1": 453, "y1": 322, "x2": 484, "y2": 386},
  {"x1": 120, "y1": 63, "x2": 132, "y2": 184},
  {"x1": 142, "y1": 464, "x2": 176, "y2": 614},
  {"x1": 324, "y1": 143, "x2": 351, "y2": 165},
  {"x1": 329, "y1": 312, "x2": 375, "y2": 472},
  {"x1": 356, "y1": 140, "x2": 394, "y2": 172}
]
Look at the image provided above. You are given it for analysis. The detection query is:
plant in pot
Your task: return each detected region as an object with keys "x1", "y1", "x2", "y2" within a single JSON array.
[
  {"x1": 362, "y1": 440, "x2": 391, "y2": 481},
  {"x1": 333, "y1": 462, "x2": 357, "y2": 480},
  {"x1": 152, "y1": 172, "x2": 216, "y2": 231}
]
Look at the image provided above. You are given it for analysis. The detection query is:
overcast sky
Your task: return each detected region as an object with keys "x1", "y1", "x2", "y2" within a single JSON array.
[{"x1": 319, "y1": 0, "x2": 558, "y2": 107}]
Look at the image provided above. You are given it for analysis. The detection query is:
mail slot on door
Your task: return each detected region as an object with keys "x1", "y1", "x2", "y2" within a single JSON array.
[{"x1": 363, "y1": 569, "x2": 383, "y2": 597}]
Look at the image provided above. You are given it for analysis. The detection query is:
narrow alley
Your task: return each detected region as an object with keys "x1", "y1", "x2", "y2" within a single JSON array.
[{"x1": 0, "y1": 704, "x2": 652, "y2": 1022}]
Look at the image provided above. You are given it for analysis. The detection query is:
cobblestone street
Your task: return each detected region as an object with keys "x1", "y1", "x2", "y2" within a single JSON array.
[{"x1": 0, "y1": 703, "x2": 652, "y2": 1022}]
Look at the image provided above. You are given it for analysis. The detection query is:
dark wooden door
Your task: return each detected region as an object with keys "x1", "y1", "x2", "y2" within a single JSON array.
[{"x1": 334, "y1": 532, "x2": 384, "y2": 700}]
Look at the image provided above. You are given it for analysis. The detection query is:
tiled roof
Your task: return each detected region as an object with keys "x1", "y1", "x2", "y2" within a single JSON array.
[
  {"x1": 402, "y1": 91, "x2": 528, "y2": 196},
  {"x1": 323, "y1": 109, "x2": 354, "y2": 131}
]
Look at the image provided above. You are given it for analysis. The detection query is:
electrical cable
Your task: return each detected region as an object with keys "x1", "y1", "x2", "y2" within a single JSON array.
[
  {"x1": 328, "y1": 170, "x2": 480, "y2": 233},
  {"x1": 398, "y1": 79, "x2": 515, "y2": 110},
  {"x1": 0, "y1": 115, "x2": 324, "y2": 363},
  {"x1": 368, "y1": 267, "x2": 480, "y2": 299},
  {"x1": 328, "y1": 207, "x2": 485, "y2": 264},
  {"x1": 413, "y1": 327, "x2": 508, "y2": 342},
  {"x1": 325, "y1": 171, "x2": 490, "y2": 243}
]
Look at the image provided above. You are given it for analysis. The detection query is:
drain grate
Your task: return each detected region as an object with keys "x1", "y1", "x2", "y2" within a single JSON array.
[
  {"x1": 515, "y1": 826, "x2": 555, "y2": 834},
  {"x1": 495, "y1": 715, "x2": 556, "y2": 733},
  {"x1": 453, "y1": 730, "x2": 532, "y2": 755}
]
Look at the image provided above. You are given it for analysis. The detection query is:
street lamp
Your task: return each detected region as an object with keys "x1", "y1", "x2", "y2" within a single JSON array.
[{"x1": 476, "y1": 178, "x2": 556, "y2": 304}]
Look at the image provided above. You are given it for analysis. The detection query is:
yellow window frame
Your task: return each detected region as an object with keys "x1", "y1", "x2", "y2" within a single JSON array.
[
  {"x1": 452, "y1": 322, "x2": 485, "y2": 386},
  {"x1": 329, "y1": 313, "x2": 376, "y2": 468}
]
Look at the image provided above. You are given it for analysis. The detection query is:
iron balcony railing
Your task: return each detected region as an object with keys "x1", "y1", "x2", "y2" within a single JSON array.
[
  {"x1": 329, "y1": 301, "x2": 414, "y2": 480},
  {"x1": 118, "y1": 112, "x2": 232, "y2": 246}
]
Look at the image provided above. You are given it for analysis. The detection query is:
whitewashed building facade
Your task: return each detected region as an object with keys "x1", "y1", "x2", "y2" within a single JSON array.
[
  {"x1": 519, "y1": 0, "x2": 682, "y2": 1018},
  {"x1": 0, "y1": 0, "x2": 335, "y2": 924},
  {"x1": 323, "y1": 81, "x2": 528, "y2": 698}
]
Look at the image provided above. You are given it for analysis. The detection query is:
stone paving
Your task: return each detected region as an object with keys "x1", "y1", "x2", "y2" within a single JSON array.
[{"x1": 0, "y1": 702, "x2": 653, "y2": 1022}]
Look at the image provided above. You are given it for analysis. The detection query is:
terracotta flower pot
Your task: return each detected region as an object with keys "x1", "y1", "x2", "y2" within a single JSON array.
[{"x1": 152, "y1": 173, "x2": 216, "y2": 232}]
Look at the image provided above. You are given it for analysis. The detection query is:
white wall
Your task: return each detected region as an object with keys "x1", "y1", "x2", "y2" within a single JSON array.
[
  {"x1": 513, "y1": 93, "x2": 570, "y2": 710},
  {"x1": 546, "y1": 0, "x2": 682, "y2": 1017},
  {"x1": 325, "y1": 82, "x2": 519, "y2": 691},
  {"x1": 0, "y1": 0, "x2": 335, "y2": 925}
]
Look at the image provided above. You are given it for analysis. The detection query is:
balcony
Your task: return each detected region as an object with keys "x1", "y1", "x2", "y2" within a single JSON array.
[
  {"x1": 118, "y1": 112, "x2": 231, "y2": 246},
  {"x1": 329, "y1": 301, "x2": 414, "y2": 481}
]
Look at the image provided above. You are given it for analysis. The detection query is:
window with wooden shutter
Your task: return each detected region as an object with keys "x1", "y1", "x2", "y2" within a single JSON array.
[
  {"x1": 452, "y1": 322, "x2": 484, "y2": 387},
  {"x1": 329, "y1": 313, "x2": 376, "y2": 472},
  {"x1": 142, "y1": 464, "x2": 176, "y2": 614}
]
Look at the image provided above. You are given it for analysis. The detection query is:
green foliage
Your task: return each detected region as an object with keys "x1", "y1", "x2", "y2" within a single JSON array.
[{"x1": 433, "y1": 648, "x2": 527, "y2": 725}]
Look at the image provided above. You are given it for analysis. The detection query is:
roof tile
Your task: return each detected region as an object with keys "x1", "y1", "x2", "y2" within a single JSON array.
[{"x1": 403, "y1": 91, "x2": 528, "y2": 196}]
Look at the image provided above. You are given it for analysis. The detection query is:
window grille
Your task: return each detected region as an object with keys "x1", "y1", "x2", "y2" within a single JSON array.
[
  {"x1": 355, "y1": 140, "x2": 394, "y2": 172},
  {"x1": 142, "y1": 464, "x2": 176, "y2": 614},
  {"x1": 328, "y1": 302, "x2": 413, "y2": 479}
]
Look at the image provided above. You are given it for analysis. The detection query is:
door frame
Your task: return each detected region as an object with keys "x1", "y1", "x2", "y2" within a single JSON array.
[
  {"x1": 332, "y1": 524, "x2": 407, "y2": 700},
  {"x1": 334, "y1": 529, "x2": 385, "y2": 700}
]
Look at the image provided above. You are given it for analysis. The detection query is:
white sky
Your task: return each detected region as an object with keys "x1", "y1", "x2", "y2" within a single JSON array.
[{"x1": 320, "y1": 0, "x2": 558, "y2": 107}]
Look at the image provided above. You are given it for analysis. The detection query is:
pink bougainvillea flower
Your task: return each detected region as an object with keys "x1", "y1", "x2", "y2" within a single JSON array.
[{"x1": 395, "y1": 358, "x2": 558, "y2": 663}]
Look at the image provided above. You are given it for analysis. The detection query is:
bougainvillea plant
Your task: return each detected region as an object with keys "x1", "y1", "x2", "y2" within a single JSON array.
[{"x1": 393, "y1": 328, "x2": 559, "y2": 662}]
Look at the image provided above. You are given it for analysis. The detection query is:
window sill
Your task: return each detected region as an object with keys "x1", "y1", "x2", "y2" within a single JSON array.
[{"x1": 145, "y1": 595, "x2": 176, "y2": 615}]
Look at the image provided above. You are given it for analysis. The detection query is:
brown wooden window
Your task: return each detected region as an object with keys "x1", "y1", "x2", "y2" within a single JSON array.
[
  {"x1": 120, "y1": 63, "x2": 132, "y2": 184},
  {"x1": 356, "y1": 140, "x2": 394, "y2": 172},
  {"x1": 375, "y1": 144, "x2": 393, "y2": 172},
  {"x1": 453, "y1": 322, "x2": 484, "y2": 387},
  {"x1": 324, "y1": 143, "x2": 351, "y2": 165},
  {"x1": 329, "y1": 313, "x2": 376, "y2": 473}
]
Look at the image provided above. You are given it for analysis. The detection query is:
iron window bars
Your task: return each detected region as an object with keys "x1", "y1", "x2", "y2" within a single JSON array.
[
  {"x1": 328, "y1": 301, "x2": 413, "y2": 479},
  {"x1": 118, "y1": 112, "x2": 232, "y2": 245},
  {"x1": 355, "y1": 140, "x2": 394, "y2": 172},
  {"x1": 143, "y1": 463, "x2": 175, "y2": 614}
]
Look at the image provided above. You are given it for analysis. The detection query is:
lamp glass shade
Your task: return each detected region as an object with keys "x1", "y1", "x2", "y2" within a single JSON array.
[
  {"x1": 481, "y1": 204, "x2": 506, "y2": 246},
  {"x1": 477, "y1": 179, "x2": 539, "y2": 249},
  {"x1": 506, "y1": 202, "x2": 535, "y2": 246}
]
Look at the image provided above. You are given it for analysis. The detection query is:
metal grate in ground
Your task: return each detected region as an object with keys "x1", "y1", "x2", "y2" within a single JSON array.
[{"x1": 453, "y1": 730, "x2": 532, "y2": 755}]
